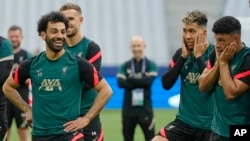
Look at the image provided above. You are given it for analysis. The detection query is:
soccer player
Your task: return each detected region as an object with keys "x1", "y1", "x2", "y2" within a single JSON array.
[
  {"x1": 198, "y1": 16, "x2": 250, "y2": 140},
  {"x1": 2, "y1": 11, "x2": 112, "y2": 141},
  {"x1": 152, "y1": 10, "x2": 214, "y2": 141},
  {"x1": 117, "y1": 35, "x2": 158, "y2": 141},
  {"x1": 59, "y1": 3, "x2": 103, "y2": 141},
  {"x1": 6, "y1": 25, "x2": 33, "y2": 141},
  {"x1": 0, "y1": 36, "x2": 14, "y2": 141}
]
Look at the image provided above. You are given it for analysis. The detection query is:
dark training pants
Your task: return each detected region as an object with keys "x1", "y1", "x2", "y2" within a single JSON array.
[{"x1": 122, "y1": 115, "x2": 155, "y2": 141}]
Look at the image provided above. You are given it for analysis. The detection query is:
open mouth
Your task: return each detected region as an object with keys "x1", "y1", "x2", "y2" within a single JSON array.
[{"x1": 53, "y1": 41, "x2": 63, "y2": 47}]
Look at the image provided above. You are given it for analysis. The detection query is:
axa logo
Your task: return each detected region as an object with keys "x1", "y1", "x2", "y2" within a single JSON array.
[
  {"x1": 38, "y1": 79, "x2": 62, "y2": 91},
  {"x1": 186, "y1": 72, "x2": 200, "y2": 84}
]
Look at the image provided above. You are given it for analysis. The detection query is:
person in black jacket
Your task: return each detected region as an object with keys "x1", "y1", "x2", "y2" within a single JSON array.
[
  {"x1": 117, "y1": 35, "x2": 158, "y2": 141},
  {"x1": 0, "y1": 36, "x2": 14, "y2": 141},
  {"x1": 6, "y1": 25, "x2": 33, "y2": 141}
]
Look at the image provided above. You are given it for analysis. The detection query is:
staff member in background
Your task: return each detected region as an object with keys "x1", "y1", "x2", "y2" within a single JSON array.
[
  {"x1": 6, "y1": 25, "x2": 33, "y2": 141},
  {"x1": 117, "y1": 35, "x2": 158, "y2": 141}
]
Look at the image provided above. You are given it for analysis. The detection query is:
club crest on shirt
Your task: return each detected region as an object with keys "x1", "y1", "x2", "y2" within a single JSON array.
[
  {"x1": 19, "y1": 56, "x2": 24, "y2": 63},
  {"x1": 77, "y1": 52, "x2": 83, "y2": 57},
  {"x1": 62, "y1": 67, "x2": 68, "y2": 75}
]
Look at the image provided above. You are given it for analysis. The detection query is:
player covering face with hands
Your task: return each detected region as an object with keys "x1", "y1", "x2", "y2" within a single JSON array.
[
  {"x1": 198, "y1": 16, "x2": 250, "y2": 140},
  {"x1": 153, "y1": 10, "x2": 214, "y2": 141}
]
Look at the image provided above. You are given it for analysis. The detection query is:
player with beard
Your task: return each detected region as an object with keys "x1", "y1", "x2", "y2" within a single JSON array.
[
  {"x1": 2, "y1": 11, "x2": 112, "y2": 141},
  {"x1": 6, "y1": 25, "x2": 33, "y2": 141},
  {"x1": 60, "y1": 3, "x2": 103, "y2": 141}
]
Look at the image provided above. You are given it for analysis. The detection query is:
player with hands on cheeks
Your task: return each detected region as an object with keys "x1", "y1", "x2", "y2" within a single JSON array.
[
  {"x1": 152, "y1": 10, "x2": 215, "y2": 141},
  {"x1": 198, "y1": 16, "x2": 250, "y2": 140},
  {"x1": 218, "y1": 42, "x2": 237, "y2": 64},
  {"x1": 182, "y1": 32, "x2": 208, "y2": 59}
]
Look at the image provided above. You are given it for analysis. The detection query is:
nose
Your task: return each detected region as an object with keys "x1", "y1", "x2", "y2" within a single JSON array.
[{"x1": 183, "y1": 32, "x2": 192, "y2": 40}]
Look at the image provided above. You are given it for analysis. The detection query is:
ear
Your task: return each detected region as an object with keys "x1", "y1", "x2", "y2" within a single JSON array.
[
  {"x1": 202, "y1": 30, "x2": 207, "y2": 36},
  {"x1": 233, "y1": 34, "x2": 240, "y2": 43},
  {"x1": 80, "y1": 16, "x2": 84, "y2": 24},
  {"x1": 40, "y1": 31, "x2": 46, "y2": 40}
]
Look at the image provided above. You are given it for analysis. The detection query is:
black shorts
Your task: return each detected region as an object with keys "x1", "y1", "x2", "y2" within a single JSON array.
[
  {"x1": 156, "y1": 118, "x2": 211, "y2": 141},
  {"x1": 82, "y1": 115, "x2": 103, "y2": 141},
  {"x1": 209, "y1": 131, "x2": 229, "y2": 141},
  {"x1": 0, "y1": 100, "x2": 8, "y2": 141},
  {"x1": 32, "y1": 131, "x2": 84, "y2": 141},
  {"x1": 6, "y1": 87, "x2": 29, "y2": 128}
]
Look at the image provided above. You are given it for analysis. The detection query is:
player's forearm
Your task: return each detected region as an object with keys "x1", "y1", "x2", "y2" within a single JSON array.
[
  {"x1": 2, "y1": 84, "x2": 30, "y2": 112},
  {"x1": 83, "y1": 81, "x2": 113, "y2": 121},
  {"x1": 162, "y1": 56, "x2": 186, "y2": 90},
  {"x1": 198, "y1": 62, "x2": 220, "y2": 92},
  {"x1": 219, "y1": 62, "x2": 237, "y2": 99}
]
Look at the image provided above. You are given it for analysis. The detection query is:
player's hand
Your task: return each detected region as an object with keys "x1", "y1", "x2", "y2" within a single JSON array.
[
  {"x1": 181, "y1": 36, "x2": 192, "y2": 58},
  {"x1": 63, "y1": 116, "x2": 90, "y2": 132},
  {"x1": 25, "y1": 107, "x2": 33, "y2": 126},
  {"x1": 193, "y1": 32, "x2": 208, "y2": 58},
  {"x1": 219, "y1": 42, "x2": 237, "y2": 63}
]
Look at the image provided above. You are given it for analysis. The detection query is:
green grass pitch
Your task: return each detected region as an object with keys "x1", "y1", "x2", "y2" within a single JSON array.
[{"x1": 9, "y1": 108, "x2": 177, "y2": 140}]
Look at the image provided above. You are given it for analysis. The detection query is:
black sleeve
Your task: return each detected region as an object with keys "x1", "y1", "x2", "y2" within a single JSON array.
[
  {"x1": 12, "y1": 58, "x2": 33, "y2": 85},
  {"x1": 117, "y1": 78, "x2": 137, "y2": 90},
  {"x1": 161, "y1": 48, "x2": 186, "y2": 90},
  {"x1": 196, "y1": 56, "x2": 206, "y2": 74},
  {"x1": 127, "y1": 75, "x2": 156, "y2": 88},
  {"x1": 235, "y1": 54, "x2": 250, "y2": 87},
  {"x1": 0, "y1": 60, "x2": 13, "y2": 85},
  {"x1": 207, "y1": 49, "x2": 216, "y2": 68},
  {"x1": 86, "y1": 41, "x2": 102, "y2": 72},
  {"x1": 76, "y1": 56, "x2": 103, "y2": 87}
]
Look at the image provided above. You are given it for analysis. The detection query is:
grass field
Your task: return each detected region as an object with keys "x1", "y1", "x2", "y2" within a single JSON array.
[{"x1": 9, "y1": 108, "x2": 177, "y2": 141}]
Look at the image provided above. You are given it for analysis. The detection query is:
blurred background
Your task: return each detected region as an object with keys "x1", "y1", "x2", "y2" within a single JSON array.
[{"x1": 1, "y1": 0, "x2": 249, "y2": 109}]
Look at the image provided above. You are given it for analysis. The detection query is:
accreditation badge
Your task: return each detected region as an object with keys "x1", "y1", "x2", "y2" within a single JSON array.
[{"x1": 131, "y1": 88, "x2": 144, "y2": 106}]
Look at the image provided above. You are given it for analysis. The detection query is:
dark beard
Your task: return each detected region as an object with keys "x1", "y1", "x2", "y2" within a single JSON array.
[{"x1": 45, "y1": 36, "x2": 65, "y2": 53}]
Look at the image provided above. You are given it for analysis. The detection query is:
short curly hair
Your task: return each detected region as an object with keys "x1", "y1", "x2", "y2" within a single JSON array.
[
  {"x1": 182, "y1": 10, "x2": 208, "y2": 27},
  {"x1": 212, "y1": 16, "x2": 241, "y2": 35},
  {"x1": 37, "y1": 11, "x2": 69, "y2": 36}
]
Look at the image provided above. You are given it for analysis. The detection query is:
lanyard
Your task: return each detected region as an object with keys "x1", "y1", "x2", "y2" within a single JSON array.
[{"x1": 131, "y1": 57, "x2": 146, "y2": 76}]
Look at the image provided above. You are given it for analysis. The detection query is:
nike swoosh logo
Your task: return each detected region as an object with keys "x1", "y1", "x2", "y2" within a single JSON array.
[{"x1": 93, "y1": 136, "x2": 98, "y2": 141}]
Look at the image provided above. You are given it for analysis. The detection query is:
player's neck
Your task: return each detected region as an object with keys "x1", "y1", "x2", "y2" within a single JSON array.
[
  {"x1": 46, "y1": 49, "x2": 65, "y2": 61},
  {"x1": 236, "y1": 41, "x2": 244, "y2": 53},
  {"x1": 66, "y1": 31, "x2": 84, "y2": 47}
]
